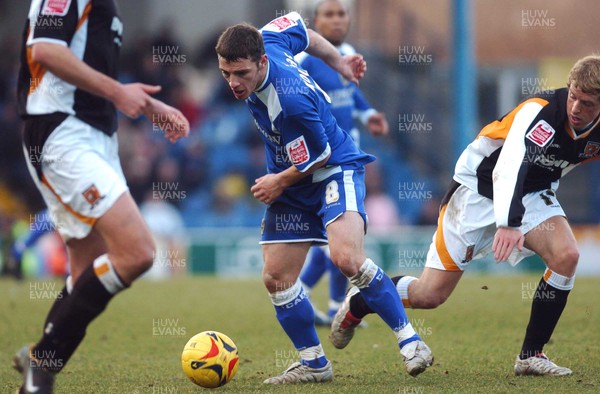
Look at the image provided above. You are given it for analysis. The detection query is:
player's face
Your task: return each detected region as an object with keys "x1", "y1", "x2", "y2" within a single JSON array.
[
  {"x1": 218, "y1": 55, "x2": 268, "y2": 100},
  {"x1": 314, "y1": 0, "x2": 350, "y2": 46},
  {"x1": 566, "y1": 86, "x2": 600, "y2": 130}
]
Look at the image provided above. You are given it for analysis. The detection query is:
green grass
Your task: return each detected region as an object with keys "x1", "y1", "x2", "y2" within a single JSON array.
[{"x1": 1, "y1": 275, "x2": 599, "y2": 393}]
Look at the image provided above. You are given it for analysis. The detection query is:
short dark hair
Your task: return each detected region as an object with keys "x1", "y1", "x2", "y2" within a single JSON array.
[
  {"x1": 314, "y1": 0, "x2": 348, "y2": 17},
  {"x1": 215, "y1": 23, "x2": 265, "y2": 63}
]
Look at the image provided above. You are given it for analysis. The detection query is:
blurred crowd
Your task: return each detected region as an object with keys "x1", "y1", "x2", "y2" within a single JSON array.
[
  {"x1": 0, "y1": 25, "x2": 438, "y2": 234},
  {"x1": 0, "y1": 23, "x2": 447, "y2": 278},
  {"x1": 5, "y1": 17, "x2": 600, "y2": 279}
]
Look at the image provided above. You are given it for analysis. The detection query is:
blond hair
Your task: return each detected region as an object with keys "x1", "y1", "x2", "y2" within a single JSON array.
[{"x1": 567, "y1": 55, "x2": 600, "y2": 97}]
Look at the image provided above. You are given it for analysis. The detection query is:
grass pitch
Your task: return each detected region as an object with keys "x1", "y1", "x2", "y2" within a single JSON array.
[{"x1": 1, "y1": 274, "x2": 598, "y2": 393}]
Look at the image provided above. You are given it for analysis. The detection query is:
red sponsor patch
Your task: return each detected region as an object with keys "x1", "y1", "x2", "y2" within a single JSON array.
[
  {"x1": 265, "y1": 16, "x2": 298, "y2": 32},
  {"x1": 42, "y1": 0, "x2": 72, "y2": 16},
  {"x1": 526, "y1": 120, "x2": 555, "y2": 147},
  {"x1": 286, "y1": 136, "x2": 310, "y2": 165}
]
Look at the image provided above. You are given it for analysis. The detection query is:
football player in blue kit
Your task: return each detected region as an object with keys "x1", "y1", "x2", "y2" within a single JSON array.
[
  {"x1": 216, "y1": 12, "x2": 432, "y2": 384},
  {"x1": 295, "y1": 0, "x2": 389, "y2": 326}
]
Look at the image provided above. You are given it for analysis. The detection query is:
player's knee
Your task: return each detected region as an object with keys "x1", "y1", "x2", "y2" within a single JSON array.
[
  {"x1": 548, "y1": 247, "x2": 579, "y2": 276},
  {"x1": 262, "y1": 270, "x2": 294, "y2": 294},
  {"x1": 329, "y1": 250, "x2": 362, "y2": 277},
  {"x1": 564, "y1": 247, "x2": 579, "y2": 268},
  {"x1": 128, "y1": 237, "x2": 156, "y2": 277}
]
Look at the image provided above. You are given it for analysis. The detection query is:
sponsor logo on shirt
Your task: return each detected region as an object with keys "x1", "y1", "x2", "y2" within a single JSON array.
[
  {"x1": 286, "y1": 136, "x2": 310, "y2": 165},
  {"x1": 526, "y1": 120, "x2": 555, "y2": 147}
]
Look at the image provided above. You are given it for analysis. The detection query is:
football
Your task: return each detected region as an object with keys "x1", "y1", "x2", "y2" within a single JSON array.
[{"x1": 181, "y1": 331, "x2": 239, "y2": 388}]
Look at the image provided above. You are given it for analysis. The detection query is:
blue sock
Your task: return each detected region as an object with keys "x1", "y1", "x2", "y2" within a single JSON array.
[
  {"x1": 272, "y1": 282, "x2": 327, "y2": 368},
  {"x1": 300, "y1": 247, "x2": 328, "y2": 289},
  {"x1": 351, "y1": 259, "x2": 421, "y2": 347},
  {"x1": 399, "y1": 335, "x2": 421, "y2": 348},
  {"x1": 328, "y1": 258, "x2": 348, "y2": 317}
]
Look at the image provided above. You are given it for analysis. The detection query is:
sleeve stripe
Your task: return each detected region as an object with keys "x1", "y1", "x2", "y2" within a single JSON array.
[
  {"x1": 293, "y1": 12, "x2": 310, "y2": 51},
  {"x1": 75, "y1": 1, "x2": 92, "y2": 32},
  {"x1": 27, "y1": 37, "x2": 69, "y2": 47},
  {"x1": 357, "y1": 108, "x2": 377, "y2": 126},
  {"x1": 492, "y1": 101, "x2": 544, "y2": 227},
  {"x1": 299, "y1": 143, "x2": 331, "y2": 173}
]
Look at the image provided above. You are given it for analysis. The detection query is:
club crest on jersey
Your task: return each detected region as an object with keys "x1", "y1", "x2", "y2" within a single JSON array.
[
  {"x1": 263, "y1": 15, "x2": 298, "y2": 32},
  {"x1": 580, "y1": 141, "x2": 600, "y2": 159},
  {"x1": 286, "y1": 136, "x2": 310, "y2": 165},
  {"x1": 526, "y1": 120, "x2": 555, "y2": 147},
  {"x1": 463, "y1": 245, "x2": 475, "y2": 263},
  {"x1": 82, "y1": 184, "x2": 105, "y2": 209},
  {"x1": 41, "y1": 0, "x2": 72, "y2": 16}
]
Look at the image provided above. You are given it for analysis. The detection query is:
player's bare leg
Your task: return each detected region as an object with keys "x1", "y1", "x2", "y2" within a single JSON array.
[
  {"x1": 14, "y1": 192, "x2": 155, "y2": 393},
  {"x1": 328, "y1": 212, "x2": 433, "y2": 376},
  {"x1": 330, "y1": 265, "x2": 461, "y2": 347},
  {"x1": 262, "y1": 242, "x2": 333, "y2": 384},
  {"x1": 514, "y1": 215, "x2": 576, "y2": 376},
  {"x1": 262, "y1": 242, "x2": 310, "y2": 293},
  {"x1": 66, "y1": 229, "x2": 107, "y2": 282},
  {"x1": 93, "y1": 192, "x2": 156, "y2": 283},
  {"x1": 403, "y1": 268, "x2": 463, "y2": 309}
]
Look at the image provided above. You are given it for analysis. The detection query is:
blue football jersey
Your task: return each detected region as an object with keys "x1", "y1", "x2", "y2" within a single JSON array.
[
  {"x1": 247, "y1": 12, "x2": 374, "y2": 184},
  {"x1": 296, "y1": 44, "x2": 375, "y2": 133}
]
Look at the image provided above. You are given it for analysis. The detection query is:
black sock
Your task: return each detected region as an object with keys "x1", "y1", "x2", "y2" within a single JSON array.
[
  {"x1": 33, "y1": 264, "x2": 117, "y2": 372},
  {"x1": 43, "y1": 286, "x2": 69, "y2": 329},
  {"x1": 519, "y1": 277, "x2": 570, "y2": 359},
  {"x1": 349, "y1": 276, "x2": 403, "y2": 319}
]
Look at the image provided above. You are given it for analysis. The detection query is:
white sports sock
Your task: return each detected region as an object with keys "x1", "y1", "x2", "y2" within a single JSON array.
[
  {"x1": 269, "y1": 280, "x2": 303, "y2": 306},
  {"x1": 543, "y1": 268, "x2": 575, "y2": 290},
  {"x1": 396, "y1": 276, "x2": 417, "y2": 307},
  {"x1": 349, "y1": 258, "x2": 379, "y2": 289},
  {"x1": 93, "y1": 254, "x2": 125, "y2": 295},
  {"x1": 299, "y1": 344, "x2": 325, "y2": 363},
  {"x1": 394, "y1": 323, "x2": 418, "y2": 344},
  {"x1": 66, "y1": 275, "x2": 73, "y2": 294}
]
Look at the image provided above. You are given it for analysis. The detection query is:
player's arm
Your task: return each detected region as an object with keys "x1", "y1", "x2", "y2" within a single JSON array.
[
  {"x1": 31, "y1": 43, "x2": 154, "y2": 117},
  {"x1": 31, "y1": 43, "x2": 189, "y2": 141},
  {"x1": 305, "y1": 29, "x2": 365, "y2": 85},
  {"x1": 251, "y1": 113, "x2": 331, "y2": 204},
  {"x1": 352, "y1": 87, "x2": 388, "y2": 135},
  {"x1": 251, "y1": 153, "x2": 330, "y2": 205},
  {"x1": 491, "y1": 101, "x2": 546, "y2": 261}
]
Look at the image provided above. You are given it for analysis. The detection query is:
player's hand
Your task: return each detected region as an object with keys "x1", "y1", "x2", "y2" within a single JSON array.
[
  {"x1": 492, "y1": 227, "x2": 524, "y2": 262},
  {"x1": 337, "y1": 54, "x2": 366, "y2": 85},
  {"x1": 145, "y1": 98, "x2": 190, "y2": 143},
  {"x1": 113, "y1": 83, "x2": 161, "y2": 118},
  {"x1": 251, "y1": 174, "x2": 284, "y2": 205},
  {"x1": 367, "y1": 112, "x2": 389, "y2": 136}
]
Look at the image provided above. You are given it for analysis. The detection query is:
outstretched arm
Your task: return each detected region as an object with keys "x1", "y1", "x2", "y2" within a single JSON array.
[
  {"x1": 31, "y1": 42, "x2": 189, "y2": 142},
  {"x1": 306, "y1": 29, "x2": 366, "y2": 84}
]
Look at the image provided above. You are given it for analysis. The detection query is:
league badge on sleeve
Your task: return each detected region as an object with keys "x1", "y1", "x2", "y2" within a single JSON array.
[
  {"x1": 526, "y1": 120, "x2": 555, "y2": 147},
  {"x1": 286, "y1": 136, "x2": 310, "y2": 166},
  {"x1": 41, "y1": 0, "x2": 72, "y2": 16},
  {"x1": 262, "y1": 14, "x2": 299, "y2": 32}
]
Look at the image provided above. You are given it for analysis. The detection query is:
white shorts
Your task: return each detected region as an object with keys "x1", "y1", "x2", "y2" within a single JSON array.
[
  {"x1": 425, "y1": 184, "x2": 565, "y2": 271},
  {"x1": 24, "y1": 116, "x2": 128, "y2": 241}
]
